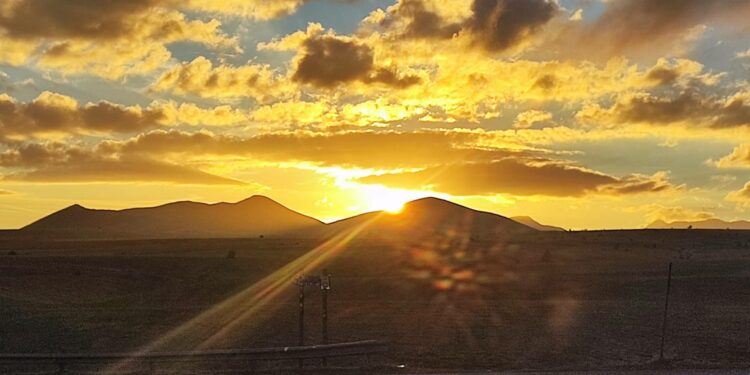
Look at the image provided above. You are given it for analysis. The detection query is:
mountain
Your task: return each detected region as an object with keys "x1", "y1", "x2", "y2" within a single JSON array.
[
  {"x1": 647, "y1": 218, "x2": 750, "y2": 230},
  {"x1": 21, "y1": 195, "x2": 324, "y2": 239},
  {"x1": 320, "y1": 197, "x2": 536, "y2": 242},
  {"x1": 511, "y1": 216, "x2": 565, "y2": 231},
  {"x1": 17, "y1": 196, "x2": 536, "y2": 241}
]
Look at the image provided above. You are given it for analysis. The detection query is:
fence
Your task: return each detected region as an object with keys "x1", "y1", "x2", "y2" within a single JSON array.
[{"x1": 0, "y1": 340, "x2": 387, "y2": 374}]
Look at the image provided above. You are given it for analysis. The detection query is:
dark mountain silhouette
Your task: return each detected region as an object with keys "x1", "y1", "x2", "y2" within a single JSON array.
[
  {"x1": 647, "y1": 218, "x2": 750, "y2": 230},
  {"x1": 320, "y1": 197, "x2": 536, "y2": 241},
  {"x1": 511, "y1": 216, "x2": 565, "y2": 231},
  {"x1": 17, "y1": 196, "x2": 535, "y2": 240},
  {"x1": 21, "y1": 195, "x2": 324, "y2": 239}
]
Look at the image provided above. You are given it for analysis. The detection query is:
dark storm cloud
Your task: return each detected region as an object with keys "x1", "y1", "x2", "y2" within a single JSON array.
[
  {"x1": 356, "y1": 160, "x2": 674, "y2": 197},
  {"x1": 465, "y1": 0, "x2": 558, "y2": 52},
  {"x1": 292, "y1": 35, "x2": 420, "y2": 88}
]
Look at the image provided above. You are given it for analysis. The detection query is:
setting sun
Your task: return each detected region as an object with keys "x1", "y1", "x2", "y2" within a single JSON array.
[{"x1": 362, "y1": 185, "x2": 424, "y2": 214}]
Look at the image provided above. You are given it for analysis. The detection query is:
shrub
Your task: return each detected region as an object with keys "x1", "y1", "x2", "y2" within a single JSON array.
[
  {"x1": 7, "y1": 250, "x2": 17, "y2": 256},
  {"x1": 227, "y1": 250, "x2": 236, "y2": 259}
]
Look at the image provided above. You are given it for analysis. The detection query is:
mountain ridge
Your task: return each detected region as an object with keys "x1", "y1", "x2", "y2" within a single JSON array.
[
  {"x1": 22, "y1": 195, "x2": 324, "y2": 239},
  {"x1": 511, "y1": 216, "x2": 565, "y2": 231},
  {"x1": 17, "y1": 195, "x2": 536, "y2": 240}
]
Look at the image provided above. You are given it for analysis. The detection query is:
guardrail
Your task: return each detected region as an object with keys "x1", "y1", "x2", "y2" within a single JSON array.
[{"x1": 0, "y1": 340, "x2": 387, "y2": 374}]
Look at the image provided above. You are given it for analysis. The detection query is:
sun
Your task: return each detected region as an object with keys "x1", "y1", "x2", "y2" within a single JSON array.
[
  {"x1": 362, "y1": 185, "x2": 423, "y2": 214},
  {"x1": 381, "y1": 200, "x2": 406, "y2": 214},
  {"x1": 371, "y1": 188, "x2": 407, "y2": 214}
]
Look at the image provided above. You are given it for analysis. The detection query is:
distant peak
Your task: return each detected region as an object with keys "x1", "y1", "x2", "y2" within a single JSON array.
[
  {"x1": 406, "y1": 196, "x2": 454, "y2": 206},
  {"x1": 237, "y1": 195, "x2": 277, "y2": 204},
  {"x1": 65, "y1": 203, "x2": 87, "y2": 210},
  {"x1": 404, "y1": 197, "x2": 472, "y2": 210}
]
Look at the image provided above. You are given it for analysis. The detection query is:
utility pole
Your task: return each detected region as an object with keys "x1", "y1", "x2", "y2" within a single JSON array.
[
  {"x1": 659, "y1": 262, "x2": 673, "y2": 362},
  {"x1": 294, "y1": 270, "x2": 333, "y2": 367}
]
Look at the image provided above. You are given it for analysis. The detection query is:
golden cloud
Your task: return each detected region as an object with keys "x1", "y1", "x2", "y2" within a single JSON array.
[
  {"x1": 152, "y1": 57, "x2": 289, "y2": 101},
  {"x1": 356, "y1": 160, "x2": 676, "y2": 197},
  {"x1": 0, "y1": 142, "x2": 244, "y2": 185},
  {"x1": 642, "y1": 205, "x2": 716, "y2": 224},
  {"x1": 101, "y1": 129, "x2": 530, "y2": 170},
  {"x1": 0, "y1": 92, "x2": 165, "y2": 138},
  {"x1": 0, "y1": 0, "x2": 238, "y2": 78},
  {"x1": 713, "y1": 144, "x2": 750, "y2": 169},
  {"x1": 577, "y1": 85, "x2": 750, "y2": 129},
  {"x1": 0, "y1": 92, "x2": 249, "y2": 138},
  {"x1": 183, "y1": 0, "x2": 307, "y2": 20},
  {"x1": 726, "y1": 181, "x2": 750, "y2": 207},
  {"x1": 514, "y1": 110, "x2": 552, "y2": 129},
  {"x1": 366, "y1": 0, "x2": 558, "y2": 53},
  {"x1": 261, "y1": 23, "x2": 421, "y2": 90}
]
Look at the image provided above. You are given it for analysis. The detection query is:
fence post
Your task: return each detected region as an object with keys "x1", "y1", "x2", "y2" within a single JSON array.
[
  {"x1": 298, "y1": 283, "x2": 305, "y2": 369},
  {"x1": 321, "y1": 269, "x2": 331, "y2": 367},
  {"x1": 659, "y1": 262, "x2": 673, "y2": 362}
]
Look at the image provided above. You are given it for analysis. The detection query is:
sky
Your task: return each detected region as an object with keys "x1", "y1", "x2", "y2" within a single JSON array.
[{"x1": 0, "y1": 0, "x2": 749, "y2": 230}]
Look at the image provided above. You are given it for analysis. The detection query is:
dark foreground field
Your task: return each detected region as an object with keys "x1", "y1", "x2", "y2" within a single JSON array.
[{"x1": 2, "y1": 230, "x2": 750, "y2": 373}]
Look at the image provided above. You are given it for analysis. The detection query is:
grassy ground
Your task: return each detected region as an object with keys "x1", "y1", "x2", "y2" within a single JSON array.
[{"x1": 1, "y1": 230, "x2": 750, "y2": 373}]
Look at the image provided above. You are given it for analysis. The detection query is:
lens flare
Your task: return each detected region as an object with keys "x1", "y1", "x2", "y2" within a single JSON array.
[{"x1": 101, "y1": 212, "x2": 386, "y2": 374}]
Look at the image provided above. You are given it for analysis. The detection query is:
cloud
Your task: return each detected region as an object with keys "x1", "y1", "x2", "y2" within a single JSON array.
[
  {"x1": 291, "y1": 31, "x2": 421, "y2": 88},
  {"x1": 641, "y1": 205, "x2": 716, "y2": 223},
  {"x1": 0, "y1": 92, "x2": 166, "y2": 138},
  {"x1": 597, "y1": 172, "x2": 675, "y2": 195},
  {"x1": 244, "y1": 55, "x2": 705, "y2": 126},
  {"x1": 578, "y1": 88, "x2": 750, "y2": 129},
  {"x1": 713, "y1": 144, "x2": 750, "y2": 169},
  {"x1": 356, "y1": 159, "x2": 675, "y2": 197},
  {"x1": 0, "y1": 92, "x2": 249, "y2": 137},
  {"x1": 0, "y1": 75, "x2": 35, "y2": 93},
  {"x1": 0, "y1": 142, "x2": 243, "y2": 185},
  {"x1": 366, "y1": 0, "x2": 558, "y2": 53},
  {"x1": 570, "y1": 0, "x2": 750, "y2": 59},
  {"x1": 465, "y1": 0, "x2": 558, "y2": 52},
  {"x1": 372, "y1": 0, "x2": 462, "y2": 40},
  {"x1": 0, "y1": 0, "x2": 238, "y2": 78},
  {"x1": 182, "y1": 0, "x2": 307, "y2": 20},
  {"x1": 0, "y1": 0, "x2": 159, "y2": 40},
  {"x1": 726, "y1": 181, "x2": 750, "y2": 206},
  {"x1": 101, "y1": 129, "x2": 530, "y2": 170},
  {"x1": 152, "y1": 57, "x2": 288, "y2": 101},
  {"x1": 514, "y1": 110, "x2": 552, "y2": 129},
  {"x1": 157, "y1": 101, "x2": 249, "y2": 126}
]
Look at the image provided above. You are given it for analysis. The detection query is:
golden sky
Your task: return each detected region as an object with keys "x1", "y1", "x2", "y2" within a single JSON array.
[{"x1": 1, "y1": 0, "x2": 750, "y2": 229}]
